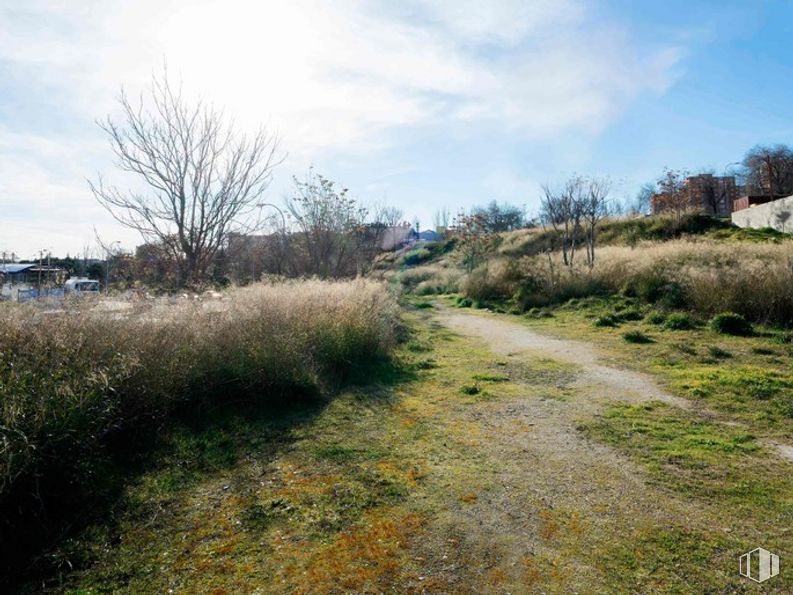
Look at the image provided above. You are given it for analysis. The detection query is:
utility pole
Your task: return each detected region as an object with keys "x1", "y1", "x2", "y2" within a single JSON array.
[{"x1": 105, "y1": 241, "x2": 120, "y2": 291}]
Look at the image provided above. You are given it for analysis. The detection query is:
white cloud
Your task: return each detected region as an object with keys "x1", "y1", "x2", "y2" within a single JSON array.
[
  {"x1": 0, "y1": 0, "x2": 684, "y2": 255},
  {"x1": 0, "y1": 0, "x2": 682, "y2": 149},
  {"x1": 403, "y1": 0, "x2": 583, "y2": 44}
]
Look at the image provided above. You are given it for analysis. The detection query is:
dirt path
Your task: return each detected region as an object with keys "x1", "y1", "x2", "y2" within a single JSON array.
[
  {"x1": 406, "y1": 306, "x2": 788, "y2": 591},
  {"x1": 436, "y1": 307, "x2": 690, "y2": 410},
  {"x1": 436, "y1": 306, "x2": 793, "y2": 465}
]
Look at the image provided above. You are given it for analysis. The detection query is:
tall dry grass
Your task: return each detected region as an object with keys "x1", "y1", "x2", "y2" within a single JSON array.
[
  {"x1": 464, "y1": 239, "x2": 793, "y2": 325},
  {"x1": 0, "y1": 279, "x2": 398, "y2": 574},
  {"x1": 396, "y1": 263, "x2": 461, "y2": 295}
]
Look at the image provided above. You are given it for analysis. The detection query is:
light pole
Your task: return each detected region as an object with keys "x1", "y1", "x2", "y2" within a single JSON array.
[
  {"x1": 723, "y1": 161, "x2": 742, "y2": 214},
  {"x1": 105, "y1": 241, "x2": 120, "y2": 291},
  {"x1": 257, "y1": 202, "x2": 288, "y2": 275}
]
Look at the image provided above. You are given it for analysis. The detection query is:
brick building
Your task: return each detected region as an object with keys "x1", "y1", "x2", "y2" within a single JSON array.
[{"x1": 652, "y1": 174, "x2": 741, "y2": 217}]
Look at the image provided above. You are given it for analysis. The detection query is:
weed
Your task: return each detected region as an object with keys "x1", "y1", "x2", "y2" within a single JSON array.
[
  {"x1": 455, "y1": 296, "x2": 473, "y2": 308},
  {"x1": 710, "y1": 312, "x2": 753, "y2": 336},
  {"x1": 675, "y1": 343, "x2": 697, "y2": 355},
  {"x1": 242, "y1": 498, "x2": 297, "y2": 530},
  {"x1": 707, "y1": 346, "x2": 732, "y2": 359},
  {"x1": 646, "y1": 310, "x2": 667, "y2": 325},
  {"x1": 751, "y1": 347, "x2": 777, "y2": 356},
  {"x1": 623, "y1": 330, "x2": 654, "y2": 344},
  {"x1": 460, "y1": 383, "x2": 482, "y2": 395},
  {"x1": 406, "y1": 341, "x2": 431, "y2": 353},
  {"x1": 616, "y1": 308, "x2": 644, "y2": 322},
  {"x1": 403, "y1": 247, "x2": 432, "y2": 266},
  {"x1": 593, "y1": 315, "x2": 619, "y2": 328},
  {"x1": 412, "y1": 359, "x2": 438, "y2": 370},
  {"x1": 664, "y1": 313, "x2": 694, "y2": 330}
]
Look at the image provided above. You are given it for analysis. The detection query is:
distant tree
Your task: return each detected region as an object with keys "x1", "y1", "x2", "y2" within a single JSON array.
[
  {"x1": 433, "y1": 207, "x2": 451, "y2": 231},
  {"x1": 454, "y1": 211, "x2": 495, "y2": 272},
  {"x1": 653, "y1": 168, "x2": 694, "y2": 220},
  {"x1": 134, "y1": 241, "x2": 178, "y2": 286},
  {"x1": 51, "y1": 256, "x2": 78, "y2": 276},
  {"x1": 375, "y1": 205, "x2": 404, "y2": 229},
  {"x1": 285, "y1": 169, "x2": 369, "y2": 278},
  {"x1": 85, "y1": 262, "x2": 104, "y2": 280},
  {"x1": 90, "y1": 69, "x2": 281, "y2": 287},
  {"x1": 472, "y1": 200, "x2": 525, "y2": 232},
  {"x1": 541, "y1": 175, "x2": 610, "y2": 268},
  {"x1": 742, "y1": 144, "x2": 793, "y2": 196},
  {"x1": 695, "y1": 171, "x2": 729, "y2": 216},
  {"x1": 540, "y1": 176, "x2": 586, "y2": 266},
  {"x1": 581, "y1": 176, "x2": 612, "y2": 266},
  {"x1": 633, "y1": 182, "x2": 656, "y2": 215}
]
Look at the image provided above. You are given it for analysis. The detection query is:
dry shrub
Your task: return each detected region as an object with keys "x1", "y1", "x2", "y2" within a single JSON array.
[
  {"x1": 463, "y1": 259, "x2": 524, "y2": 302},
  {"x1": 507, "y1": 240, "x2": 793, "y2": 324},
  {"x1": 468, "y1": 238, "x2": 793, "y2": 324},
  {"x1": 592, "y1": 240, "x2": 793, "y2": 323},
  {"x1": 398, "y1": 264, "x2": 460, "y2": 295},
  {"x1": 0, "y1": 279, "x2": 398, "y2": 575}
]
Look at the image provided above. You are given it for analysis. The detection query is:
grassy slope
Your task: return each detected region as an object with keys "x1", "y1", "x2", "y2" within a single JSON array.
[{"x1": 498, "y1": 213, "x2": 789, "y2": 258}]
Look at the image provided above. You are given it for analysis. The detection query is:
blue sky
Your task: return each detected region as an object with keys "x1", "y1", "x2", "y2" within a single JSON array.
[{"x1": 2, "y1": 0, "x2": 793, "y2": 257}]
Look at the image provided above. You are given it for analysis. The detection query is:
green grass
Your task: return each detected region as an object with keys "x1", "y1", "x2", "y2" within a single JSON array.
[
  {"x1": 460, "y1": 383, "x2": 482, "y2": 395},
  {"x1": 593, "y1": 314, "x2": 619, "y2": 327},
  {"x1": 581, "y1": 402, "x2": 793, "y2": 591},
  {"x1": 472, "y1": 373, "x2": 510, "y2": 382},
  {"x1": 583, "y1": 403, "x2": 761, "y2": 484},
  {"x1": 21, "y1": 307, "x2": 527, "y2": 592},
  {"x1": 510, "y1": 294, "x2": 793, "y2": 437}
]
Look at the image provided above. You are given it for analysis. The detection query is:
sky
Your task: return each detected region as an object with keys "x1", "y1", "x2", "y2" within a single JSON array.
[{"x1": 2, "y1": 0, "x2": 793, "y2": 258}]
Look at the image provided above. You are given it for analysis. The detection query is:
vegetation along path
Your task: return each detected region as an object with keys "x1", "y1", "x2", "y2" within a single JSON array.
[{"x1": 35, "y1": 303, "x2": 793, "y2": 593}]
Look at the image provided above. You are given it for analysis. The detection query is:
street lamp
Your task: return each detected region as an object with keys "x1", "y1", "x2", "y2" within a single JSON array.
[
  {"x1": 722, "y1": 162, "x2": 743, "y2": 214},
  {"x1": 256, "y1": 202, "x2": 289, "y2": 275},
  {"x1": 105, "y1": 241, "x2": 121, "y2": 291}
]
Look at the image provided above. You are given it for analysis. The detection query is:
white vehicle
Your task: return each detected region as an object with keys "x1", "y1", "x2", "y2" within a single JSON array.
[{"x1": 64, "y1": 277, "x2": 101, "y2": 294}]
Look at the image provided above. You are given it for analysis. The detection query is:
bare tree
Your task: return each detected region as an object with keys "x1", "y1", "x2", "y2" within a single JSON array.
[
  {"x1": 686, "y1": 170, "x2": 733, "y2": 216},
  {"x1": 90, "y1": 69, "x2": 281, "y2": 286},
  {"x1": 743, "y1": 144, "x2": 793, "y2": 197},
  {"x1": 373, "y1": 204, "x2": 404, "y2": 229},
  {"x1": 582, "y1": 176, "x2": 611, "y2": 266},
  {"x1": 633, "y1": 182, "x2": 656, "y2": 215},
  {"x1": 540, "y1": 176, "x2": 585, "y2": 267},
  {"x1": 433, "y1": 207, "x2": 451, "y2": 231}
]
